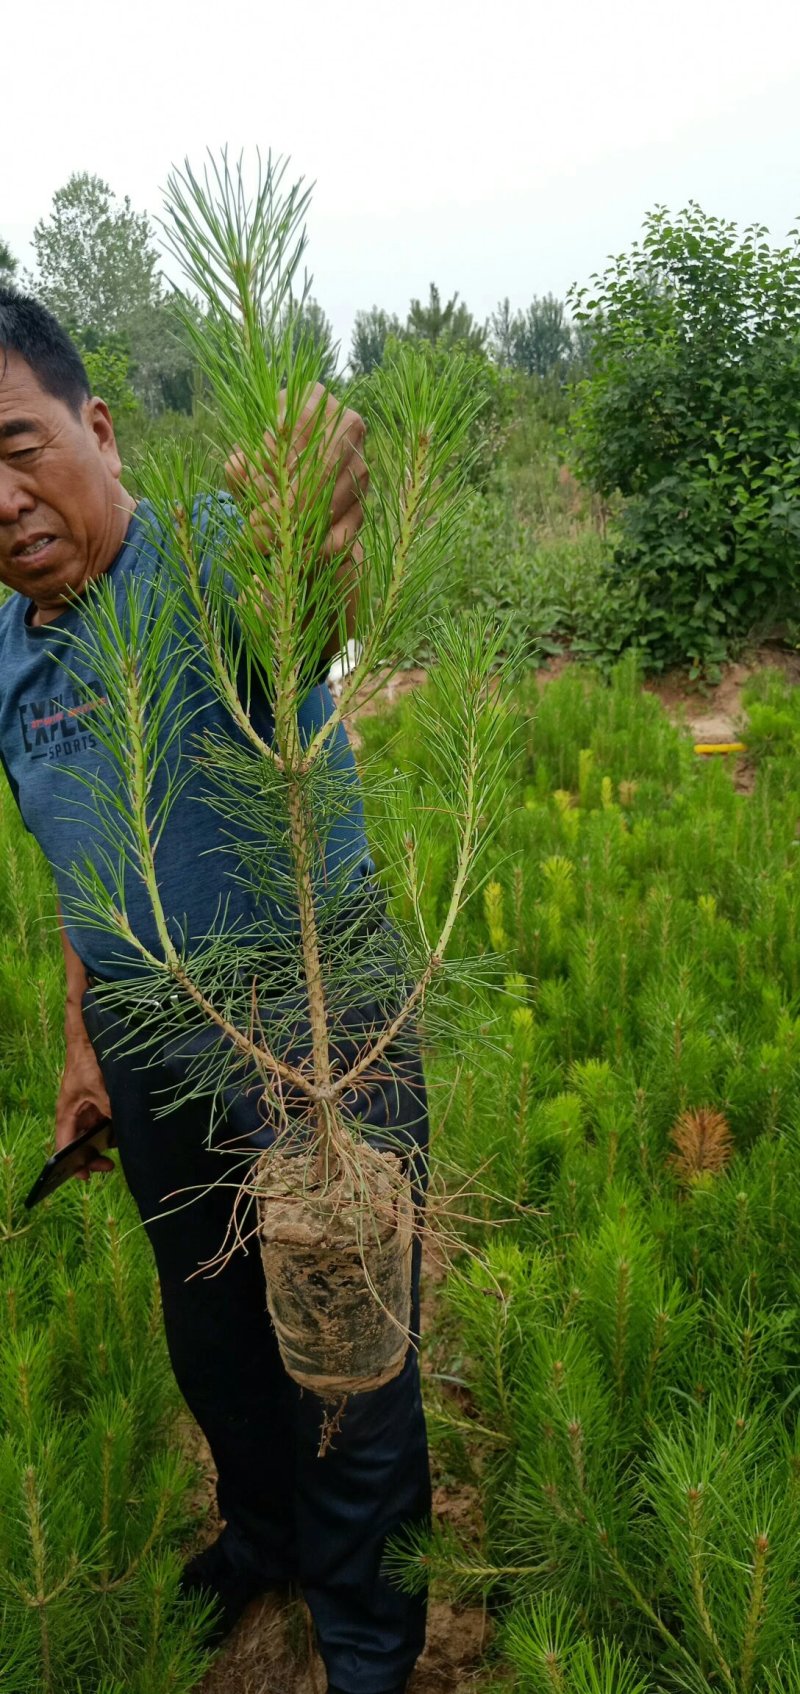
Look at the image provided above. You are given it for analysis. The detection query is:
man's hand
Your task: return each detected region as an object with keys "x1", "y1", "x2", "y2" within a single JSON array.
[
  {"x1": 224, "y1": 381, "x2": 368, "y2": 561},
  {"x1": 55, "y1": 1045, "x2": 114, "y2": 1180},
  {"x1": 55, "y1": 907, "x2": 114, "y2": 1183}
]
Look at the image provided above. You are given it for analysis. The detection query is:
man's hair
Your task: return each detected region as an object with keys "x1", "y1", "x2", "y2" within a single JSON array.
[{"x1": 0, "y1": 289, "x2": 91, "y2": 416}]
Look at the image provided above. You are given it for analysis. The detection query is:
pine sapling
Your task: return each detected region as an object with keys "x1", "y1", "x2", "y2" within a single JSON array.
[
  {"x1": 669, "y1": 1108, "x2": 735, "y2": 1187},
  {"x1": 56, "y1": 149, "x2": 515, "y2": 1400}
]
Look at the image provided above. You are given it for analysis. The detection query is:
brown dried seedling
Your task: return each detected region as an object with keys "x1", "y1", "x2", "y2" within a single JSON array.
[{"x1": 667, "y1": 1107, "x2": 734, "y2": 1187}]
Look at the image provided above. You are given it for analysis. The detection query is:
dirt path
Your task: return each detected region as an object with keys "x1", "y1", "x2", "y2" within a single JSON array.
[
  {"x1": 645, "y1": 644, "x2": 799, "y2": 727},
  {"x1": 341, "y1": 642, "x2": 800, "y2": 752},
  {"x1": 191, "y1": 1362, "x2": 490, "y2": 1694},
  {"x1": 192, "y1": 1245, "x2": 491, "y2": 1694},
  {"x1": 642, "y1": 644, "x2": 800, "y2": 794},
  {"x1": 191, "y1": 641, "x2": 799, "y2": 1693},
  {"x1": 197, "y1": 1588, "x2": 491, "y2": 1694}
]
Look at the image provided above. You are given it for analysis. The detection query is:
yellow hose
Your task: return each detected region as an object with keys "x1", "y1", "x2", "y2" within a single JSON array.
[{"x1": 693, "y1": 742, "x2": 747, "y2": 756}]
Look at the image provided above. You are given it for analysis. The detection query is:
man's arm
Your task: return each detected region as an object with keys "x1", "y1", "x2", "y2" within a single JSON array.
[{"x1": 55, "y1": 907, "x2": 114, "y2": 1177}]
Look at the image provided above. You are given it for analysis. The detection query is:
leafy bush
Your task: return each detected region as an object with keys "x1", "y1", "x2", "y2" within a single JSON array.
[
  {"x1": 362, "y1": 657, "x2": 800, "y2": 1692},
  {"x1": 741, "y1": 666, "x2": 800, "y2": 761},
  {"x1": 113, "y1": 402, "x2": 224, "y2": 496},
  {"x1": 80, "y1": 338, "x2": 139, "y2": 416},
  {"x1": 450, "y1": 473, "x2": 642, "y2": 668},
  {"x1": 571, "y1": 205, "x2": 800, "y2": 672},
  {"x1": 351, "y1": 334, "x2": 516, "y2": 492}
]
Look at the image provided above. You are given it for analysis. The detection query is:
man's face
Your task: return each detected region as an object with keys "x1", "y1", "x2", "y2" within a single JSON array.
[{"x1": 0, "y1": 351, "x2": 133, "y2": 621}]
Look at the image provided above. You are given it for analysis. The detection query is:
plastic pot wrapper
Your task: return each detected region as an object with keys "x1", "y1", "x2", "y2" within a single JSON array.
[{"x1": 258, "y1": 1143, "x2": 414, "y2": 1397}]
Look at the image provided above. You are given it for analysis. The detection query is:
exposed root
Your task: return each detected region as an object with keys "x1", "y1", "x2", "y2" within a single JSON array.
[{"x1": 317, "y1": 1396, "x2": 349, "y2": 1458}]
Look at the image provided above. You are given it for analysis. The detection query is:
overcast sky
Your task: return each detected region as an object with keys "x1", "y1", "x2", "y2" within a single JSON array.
[{"x1": 4, "y1": 0, "x2": 800, "y2": 358}]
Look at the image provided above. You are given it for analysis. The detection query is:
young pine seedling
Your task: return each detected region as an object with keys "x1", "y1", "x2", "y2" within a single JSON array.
[{"x1": 58, "y1": 150, "x2": 514, "y2": 1398}]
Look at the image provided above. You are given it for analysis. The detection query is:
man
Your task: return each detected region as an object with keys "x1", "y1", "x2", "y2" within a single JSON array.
[{"x1": 0, "y1": 290, "x2": 430, "y2": 1694}]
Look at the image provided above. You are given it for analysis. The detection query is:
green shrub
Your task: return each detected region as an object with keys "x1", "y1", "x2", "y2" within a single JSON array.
[
  {"x1": 451, "y1": 475, "x2": 641, "y2": 668},
  {"x1": 741, "y1": 667, "x2": 800, "y2": 762},
  {"x1": 80, "y1": 340, "x2": 139, "y2": 417},
  {"x1": 571, "y1": 205, "x2": 800, "y2": 672}
]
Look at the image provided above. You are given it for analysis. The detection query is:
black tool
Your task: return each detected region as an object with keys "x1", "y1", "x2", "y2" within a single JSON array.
[{"x1": 24, "y1": 1119, "x2": 115, "y2": 1210}]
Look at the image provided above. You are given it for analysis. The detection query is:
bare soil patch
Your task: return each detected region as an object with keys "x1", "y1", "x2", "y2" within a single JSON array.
[
  {"x1": 642, "y1": 645, "x2": 800, "y2": 730},
  {"x1": 342, "y1": 644, "x2": 800, "y2": 750},
  {"x1": 190, "y1": 1255, "x2": 489, "y2": 1694},
  {"x1": 643, "y1": 644, "x2": 800, "y2": 794},
  {"x1": 195, "y1": 1591, "x2": 491, "y2": 1694}
]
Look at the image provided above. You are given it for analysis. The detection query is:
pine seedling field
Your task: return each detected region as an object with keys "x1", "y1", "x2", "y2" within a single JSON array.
[
  {"x1": 362, "y1": 656, "x2": 800, "y2": 1694},
  {"x1": 5, "y1": 650, "x2": 800, "y2": 1693},
  {"x1": 0, "y1": 779, "x2": 213, "y2": 1692}
]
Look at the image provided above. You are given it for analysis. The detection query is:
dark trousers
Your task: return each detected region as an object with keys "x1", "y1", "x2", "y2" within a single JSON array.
[{"x1": 82, "y1": 987, "x2": 431, "y2": 1694}]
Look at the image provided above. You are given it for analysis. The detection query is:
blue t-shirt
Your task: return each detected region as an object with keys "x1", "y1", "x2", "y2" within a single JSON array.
[{"x1": 0, "y1": 497, "x2": 372, "y2": 980}]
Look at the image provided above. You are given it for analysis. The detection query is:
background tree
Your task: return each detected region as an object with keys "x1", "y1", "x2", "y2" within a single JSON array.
[
  {"x1": 570, "y1": 202, "x2": 800, "y2": 669},
  {"x1": 350, "y1": 286, "x2": 486, "y2": 377},
  {"x1": 350, "y1": 306, "x2": 403, "y2": 377},
  {"x1": 406, "y1": 283, "x2": 486, "y2": 354},
  {"x1": 30, "y1": 174, "x2": 160, "y2": 338},
  {"x1": 511, "y1": 293, "x2": 574, "y2": 378},
  {"x1": 488, "y1": 297, "x2": 516, "y2": 366},
  {"x1": 279, "y1": 294, "x2": 338, "y2": 385},
  {"x1": 0, "y1": 239, "x2": 18, "y2": 288},
  {"x1": 30, "y1": 174, "x2": 194, "y2": 415},
  {"x1": 123, "y1": 296, "x2": 201, "y2": 414},
  {"x1": 490, "y1": 292, "x2": 575, "y2": 378}
]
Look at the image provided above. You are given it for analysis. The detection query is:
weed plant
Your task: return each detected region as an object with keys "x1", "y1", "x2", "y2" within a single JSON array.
[
  {"x1": 362, "y1": 655, "x2": 800, "y2": 1693},
  {"x1": 448, "y1": 397, "x2": 642, "y2": 673},
  {"x1": 741, "y1": 667, "x2": 800, "y2": 767},
  {"x1": 0, "y1": 781, "x2": 213, "y2": 1692},
  {"x1": 452, "y1": 476, "x2": 618, "y2": 666}
]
